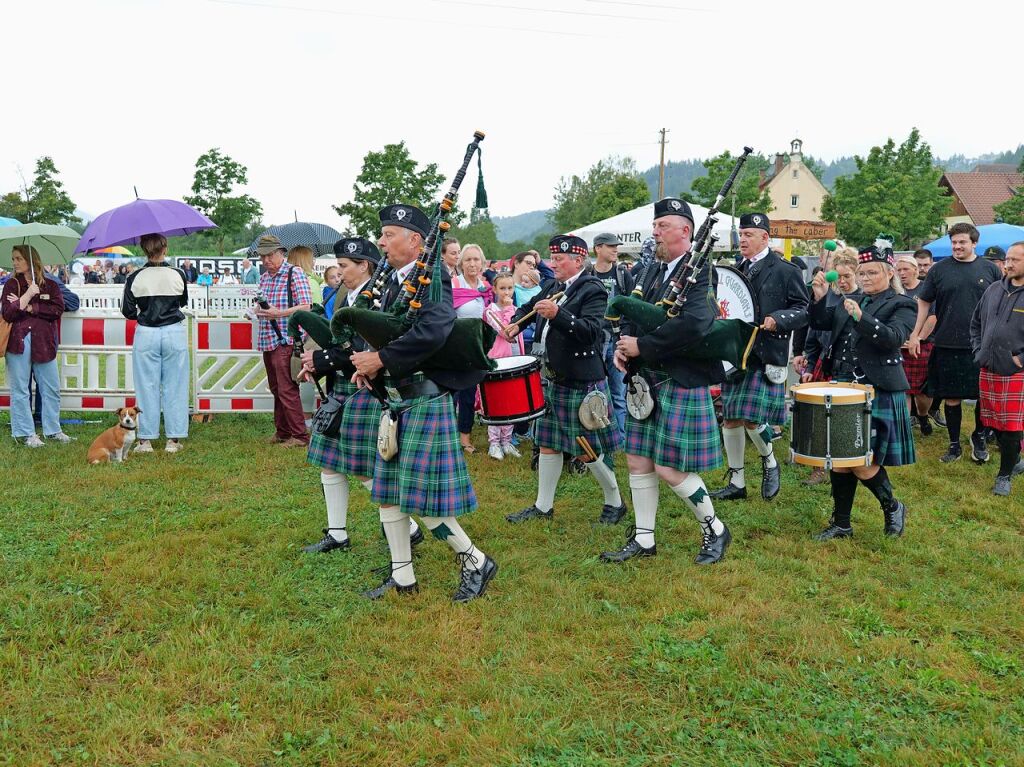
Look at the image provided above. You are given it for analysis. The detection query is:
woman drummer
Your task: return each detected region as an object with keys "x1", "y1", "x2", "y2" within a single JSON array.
[{"x1": 808, "y1": 245, "x2": 917, "y2": 540}]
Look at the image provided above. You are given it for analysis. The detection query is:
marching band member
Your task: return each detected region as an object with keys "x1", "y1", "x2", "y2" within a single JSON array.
[
  {"x1": 503, "y1": 235, "x2": 626, "y2": 525},
  {"x1": 603, "y1": 198, "x2": 731, "y2": 564},
  {"x1": 711, "y1": 213, "x2": 809, "y2": 503},
  {"x1": 808, "y1": 245, "x2": 917, "y2": 540}
]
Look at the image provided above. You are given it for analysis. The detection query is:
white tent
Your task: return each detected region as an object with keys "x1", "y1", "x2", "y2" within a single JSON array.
[{"x1": 570, "y1": 202, "x2": 738, "y2": 254}]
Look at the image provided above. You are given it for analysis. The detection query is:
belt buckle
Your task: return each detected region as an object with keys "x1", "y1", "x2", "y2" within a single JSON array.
[{"x1": 386, "y1": 386, "x2": 401, "y2": 402}]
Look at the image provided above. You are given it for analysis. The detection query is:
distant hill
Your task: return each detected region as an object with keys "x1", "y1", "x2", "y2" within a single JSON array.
[{"x1": 493, "y1": 209, "x2": 550, "y2": 243}]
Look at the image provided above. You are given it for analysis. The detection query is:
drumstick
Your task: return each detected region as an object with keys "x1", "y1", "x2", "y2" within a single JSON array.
[
  {"x1": 576, "y1": 435, "x2": 599, "y2": 463},
  {"x1": 510, "y1": 292, "x2": 565, "y2": 328},
  {"x1": 485, "y1": 304, "x2": 508, "y2": 332}
]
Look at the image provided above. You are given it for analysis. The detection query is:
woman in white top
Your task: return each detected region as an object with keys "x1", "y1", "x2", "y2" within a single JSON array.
[{"x1": 451, "y1": 244, "x2": 492, "y2": 451}]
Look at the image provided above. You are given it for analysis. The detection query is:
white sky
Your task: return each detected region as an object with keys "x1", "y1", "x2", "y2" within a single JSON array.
[{"x1": 4, "y1": 0, "x2": 1020, "y2": 227}]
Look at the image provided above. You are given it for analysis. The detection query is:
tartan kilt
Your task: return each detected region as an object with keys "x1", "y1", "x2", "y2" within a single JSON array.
[
  {"x1": 870, "y1": 390, "x2": 916, "y2": 467},
  {"x1": 979, "y1": 367, "x2": 1024, "y2": 431},
  {"x1": 901, "y1": 340, "x2": 932, "y2": 396},
  {"x1": 925, "y1": 346, "x2": 980, "y2": 399},
  {"x1": 307, "y1": 379, "x2": 380, "y2": 477},
  {"x1": 534, "y1": 380, "x2": 622, "y2": 456},
  {"x1": 626, "y1": 372, "x2": 722, "y2": 473},
  {"x1": 721, "y1": 369, "x2": 787, "y2": 425},
  {"x1": 371, "y1": 390, "x2": 477, "y2": 518}
]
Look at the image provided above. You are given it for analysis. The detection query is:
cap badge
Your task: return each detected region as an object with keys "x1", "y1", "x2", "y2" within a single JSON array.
[
  {"x1": 753, "y1": 215, "x2": 762, "y2": 225},
  {"x1": 395, "y1": 208, "x2": 407, "y2": 221},
  {"x1": 669, "y1": 200, "x2": 681, "y2": 211},
  {"x1": 559, "y1": 241, "x2": 570, "y2": 252},
  {"x1": 346, "y1": 242, "x2": 358, "y2": 254}
]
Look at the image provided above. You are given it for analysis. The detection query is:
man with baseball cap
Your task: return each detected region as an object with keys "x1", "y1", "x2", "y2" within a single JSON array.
[{"x1": 592, "y1": 232, "x2": 633, "y2": 442}]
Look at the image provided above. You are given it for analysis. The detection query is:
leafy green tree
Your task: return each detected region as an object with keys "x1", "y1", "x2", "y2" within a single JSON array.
[
  {"x1": 993, "y1": 156, "x2": 1024, "y2": 226},
  {"x1": 184, "y1": 148, "x2": 263, "y2": 256},
  {"x1": 550, "y1": 156, "x2": 650, "y2": 233},
  {"x1": 0, "y1": 157, "x2": 80, "y2": 225},
  {"x1": 451, "y1": 215, "x2": 509, "y2": 263},
  {"x1": 689, "y1": 151, "x2": 772, "y2": 216},
  {"x1": 822, "y1": 129, "x2": 949, "y2": 249},
  {"x1": 335, "y1": 142, "x2": 447, "y2": 239}
]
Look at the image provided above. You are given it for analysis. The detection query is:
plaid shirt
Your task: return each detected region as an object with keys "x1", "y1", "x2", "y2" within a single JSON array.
[{"x1": 257, "y1": 264, "x2": 312, "y2": 351}]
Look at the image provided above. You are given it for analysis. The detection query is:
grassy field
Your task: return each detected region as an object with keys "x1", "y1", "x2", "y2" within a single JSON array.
[{"x1": 0, "y1": 409, "x2": 1021, "y2": 766}]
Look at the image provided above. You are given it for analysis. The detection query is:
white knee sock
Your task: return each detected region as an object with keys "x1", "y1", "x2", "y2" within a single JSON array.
[
  {"x1": 587, "y1": 454, "x2": 622, "y2": 507},
  {"x1": 536, "y1": 453, "x2": 563, "y2": 512},
  {"x1": 722, "y1": 426, "x2": 747, "y2": 487},
  {"x1": 629, "y1": 472, "x2": 659, "y2": 548},
  {"x1": 321, "y1": 471, "x2": 349, "y2": 543},
  {"x1": 378, "y1": 505, "x2": 416, "y2": 586},
  {"x1": 421, "y1": 516, "x2": 487, "y2": 570},
  {"x1": 746, "y1": 423, "x2": 777, "y2": 469},
  {"x1": 672, "y1": 475, "x2": 724, "y2": 535}
]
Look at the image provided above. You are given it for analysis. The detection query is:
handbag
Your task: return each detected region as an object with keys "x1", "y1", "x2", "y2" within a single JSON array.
[
  {"x1": 310, "y1": 377, "x2": 345, "y2": 438},
  {"x1": 0, "y1": 280, "x2": 21, "y2": 355}
]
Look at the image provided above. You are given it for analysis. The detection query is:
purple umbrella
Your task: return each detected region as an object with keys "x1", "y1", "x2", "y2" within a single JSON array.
[{"x1": 75, "y1": 198, "x2": 217, "y2": 253}]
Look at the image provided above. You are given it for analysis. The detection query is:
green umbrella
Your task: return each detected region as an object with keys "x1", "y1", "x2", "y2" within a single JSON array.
[{"x1": 0, "y1": 223, "x2": 80, "y2": 281}]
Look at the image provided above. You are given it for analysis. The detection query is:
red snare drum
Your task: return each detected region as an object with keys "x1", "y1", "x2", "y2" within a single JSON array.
[{"x1": 478, "y1": 355, "x2": 546, "y2": 425}]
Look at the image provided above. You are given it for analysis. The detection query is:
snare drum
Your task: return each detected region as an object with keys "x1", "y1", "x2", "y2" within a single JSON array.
[
  {"x1": 478, "y1": 355, "x2": 546, "y2": 425},
  {"x1": 790, "y1": 382, "x2": 874, "y2": 469}
]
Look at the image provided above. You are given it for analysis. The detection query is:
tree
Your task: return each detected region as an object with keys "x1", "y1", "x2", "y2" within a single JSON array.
[
  {"x1": 184, "y1": 148, "x2": 263, "y2": 256},
  {"x1": 334, "y1": 142, "x2": 447, "y2": 239},
  {"x1": 993, "y1": 156, "x2": 1024, "y2": 226},
  {"x1": 0, "y1": 157, "x2": 80, "y2": 225},
  {"x1": 689, "y1": 151, "x2": 772, "y2": 217},
  {"x1": 451, "y1": 215, "x2": 508, "y2": 263},
  {"x1": 550, "y1": 156, "x2": 650, "y2": 233},
  {"x1": 821, "y1": 129, "x2": 950, "y2": 249}
]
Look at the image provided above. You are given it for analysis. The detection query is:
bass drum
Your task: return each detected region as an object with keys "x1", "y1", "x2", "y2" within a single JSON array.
[{"x1": 714, "y1": 265, "x2": 759, "y2": 375}]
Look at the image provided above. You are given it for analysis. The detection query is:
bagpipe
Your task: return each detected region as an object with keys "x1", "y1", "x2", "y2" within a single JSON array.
[{"x1": 606, "y1": 147, "x2": 759, "y2": 371}]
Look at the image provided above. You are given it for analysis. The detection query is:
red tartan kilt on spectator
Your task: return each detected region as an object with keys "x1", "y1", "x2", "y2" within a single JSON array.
[
  {"x1": 979, "y1": 368, "x2": 1024, "y2": 431},
  {"x1": 900, "y1": 340, "x2": 932, "y2": 396}
]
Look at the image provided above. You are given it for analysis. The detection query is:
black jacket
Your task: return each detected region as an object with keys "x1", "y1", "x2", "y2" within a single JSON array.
[
  {"x1": 809, "y1": 288, "x2": 917, "y2": 392},
  {"x1": 121, "y1": 263, "x2": 189, "y2": 327},
  {"x1": 970, "y1": 278, "x2": 1024, "y2": 376},
  {"x1": 743, "y1": 251, "x2": 809, "y2": 366},
  {"x1": 512, "y1": 272, "x2": 606, "y2": 382}
]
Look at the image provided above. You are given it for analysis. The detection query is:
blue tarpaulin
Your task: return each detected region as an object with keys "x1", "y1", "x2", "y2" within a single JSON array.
[{"x1": 923, "y1": 223, "x2": 1024, "y2": 258}]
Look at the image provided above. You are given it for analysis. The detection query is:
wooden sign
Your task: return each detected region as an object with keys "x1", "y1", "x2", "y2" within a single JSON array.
[{"x1": 769, "y1": 220, "x2": 836, "y2": 240}]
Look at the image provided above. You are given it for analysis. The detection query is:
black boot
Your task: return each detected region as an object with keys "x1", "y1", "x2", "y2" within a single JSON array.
[
  {"x1": 709, "y1": 468, "x2": 747, "y2": 501},
  {"x1": 760, "y1": 456, "x2": 781, "y2": 500},
  {"x1": 694, "y1": 519, "x2": 731, "y2": 565},
  {"x1": 861, "y1": 468, "x2": 904, "y2": 537},
  {"x1": 302, "y1": 529, "x2": 351, "y2": 554},
  {"x1": 600, "y1": 526, "x2": 656, "y2": 562}
]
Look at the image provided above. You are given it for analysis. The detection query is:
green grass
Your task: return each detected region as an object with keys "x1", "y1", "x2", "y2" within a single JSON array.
[{"x1": 0, "y1": 410, "x2": 1021, "y2": 766}]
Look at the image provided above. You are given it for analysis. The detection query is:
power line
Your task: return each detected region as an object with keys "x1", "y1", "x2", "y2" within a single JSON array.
[
  {"x1": 585, "y1": 0, "x2": 715, "y2": 12},
  {"x1": 423, "y1": 0, "x2": 684, "y2": 23}
]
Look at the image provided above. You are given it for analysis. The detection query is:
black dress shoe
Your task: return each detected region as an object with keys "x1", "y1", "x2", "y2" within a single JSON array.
[
  {"x1": 814, "y1": 523, "x2": 853, "y2": 541},
  {"x1": 302, "y1": 529, "x2": 351, "y2": 554},
  {"x1": 362, "y1": 576, "x2": 419, "y2": 600},
  {"x1": 761, "y1": 458, "x2": 781, "y2": 500},
  {"x1": 505, "y1": 505, "x2": 553, "y2": 523},
  {"x1": 710, "y1": 468, "x2": 747, "y2": 501},
  {"x1": 452, "y1": 553, "x2": 498, "y2": 603},
  {"x1": 694, "y1": 521, "x2": 731, "y2": 565},
  {"x1": 600, "y1": 527, "x2": 656, "y2": 562},
  {"x1": 598, "y1": 502, "x2": 628, "y2": 525},
  {"x1": 883, "y1": 500, "x2": 906, "y2": 537},
  {"x1": 410, "y1": 525, "x2": 425, "y2": 547}
]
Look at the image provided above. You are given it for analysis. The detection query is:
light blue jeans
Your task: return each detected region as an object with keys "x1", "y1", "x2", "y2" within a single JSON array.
[
  {"x1": 6, "y1": 332, "x2": 61, "y2": 438},
  {"x1": 603, "y1": 336, "x2": 627, "y2": 441},
  {"x1": 132, "y1": 322, "x2": 189, "y2": 440}
]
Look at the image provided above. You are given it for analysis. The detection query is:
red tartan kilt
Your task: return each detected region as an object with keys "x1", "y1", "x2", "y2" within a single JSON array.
[
  {"x1": 901, "y1": 341, "x2": 932, "y2": 395},
  {"x1": 979, "y1": 367, "x2": 1024, "y2": 431}
]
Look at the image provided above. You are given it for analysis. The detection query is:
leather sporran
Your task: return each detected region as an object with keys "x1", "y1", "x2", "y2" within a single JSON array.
[
  {"x1": 377, "y1": 410, "x2": 399, "y2": 461},
  {"x1": 625, "y1": 373, "x2": 655, "y2": 421},
  {"x1": 311, "y1": 394, "x2": 344, "y2": 438}
]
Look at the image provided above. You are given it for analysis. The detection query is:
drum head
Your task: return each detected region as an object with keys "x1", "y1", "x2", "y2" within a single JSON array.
[
  {"x1": 715, "y1": 265, "x2": 759, "y2": 375},
  {"x1": 491, "y1": 355, "x2": 539, "y2": 374},
  {"x1": 791, "y1": 382, "x2": 874, "y2": 404}
]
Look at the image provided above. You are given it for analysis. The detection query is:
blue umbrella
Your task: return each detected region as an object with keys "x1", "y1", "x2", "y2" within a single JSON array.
[
  {"x1": 922, "y1": 223, "x2": 1024, "y2": 259},
  {"x1": 0, "y1": 216, "x2": 22, "y2": 227}
]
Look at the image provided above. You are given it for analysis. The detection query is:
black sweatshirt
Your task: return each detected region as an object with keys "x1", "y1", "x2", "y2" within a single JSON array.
[{"x1": 970, "y1": 278, "x2": 1024, "y2": 376}]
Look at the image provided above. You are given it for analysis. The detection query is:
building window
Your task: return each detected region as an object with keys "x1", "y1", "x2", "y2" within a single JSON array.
[
  {"x1": 792, "y1": 169, "x2": 798, "y2": 179},
  {"x1": 790, "y1": 194, "x2": 799, "y2": 207}
]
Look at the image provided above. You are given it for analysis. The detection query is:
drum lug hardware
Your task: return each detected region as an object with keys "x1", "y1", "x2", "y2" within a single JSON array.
[{"x1": 824, "y1": 394, "x2": 833, "y2": 471}]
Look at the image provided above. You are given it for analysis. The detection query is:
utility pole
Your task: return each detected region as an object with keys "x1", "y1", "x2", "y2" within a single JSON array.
[{"x1": 657, "y1": 128, "x2": 669, "y2": 199}]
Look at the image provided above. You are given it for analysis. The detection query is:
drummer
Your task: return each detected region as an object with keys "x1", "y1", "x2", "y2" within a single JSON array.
[
  {"x1": 807, "y1": 245, "x2": 918, "y2": 540},
  {"x1": 710, "y1": 213, "x2": 809, "y2": 504},
  {"x1": 503, "y1": 235, "x2": 626, "y2": 525}
]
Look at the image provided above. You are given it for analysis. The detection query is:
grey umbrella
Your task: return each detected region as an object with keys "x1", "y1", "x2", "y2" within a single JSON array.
[{"x1": 248, "y1": 222, "x2": 344, "y2": 258}]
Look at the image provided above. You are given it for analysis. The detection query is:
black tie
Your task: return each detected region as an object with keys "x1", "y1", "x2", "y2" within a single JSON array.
[{"x1": 740, "y1": 259, "x2": 752, "y2": 275}]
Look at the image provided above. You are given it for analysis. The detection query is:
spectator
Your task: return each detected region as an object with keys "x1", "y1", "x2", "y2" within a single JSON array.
[
  {"x1": 218, "y1": 267, "x2": 239, "y2": 284},
  {"x1": 32, "y1": 266, "x2": 80, "y2": 425},
  {"x1": 287, "y1": 245, "x2": 321, "y2": 303},
  {"x1": 255, "y1": 234, "x2": 312, "y2": 446},
  {"x1": 104, "y1": 259, "x2": 116, "y2": 284},
  {"x1": 240, "y1": 258, "x2": 260, "y2": 284},
  {"x1": 2, "y1": 245, "x2": 70, "y2": 446},
  {"x1": 84, "y1": 264, "x2": 101, "y2": 284},
  {"x1": 196, "y1": 265, "x2": 214, "y2": 286},
  {"x1": 121, "y1": 234, "x2": 190, "y2": 454},
  {"x1": 321, "y1": 264, "x2": 342, "y2": 318},
  {"x1": 441, "y1": 237, "x2": 461, "y2": 278},
  {"x1": 451, "y1": 244, "x2": 492, "y2": 452},
  {"x1": 92, "y1": 259, "x2": 105, "y2": 282},
  {"x1": 590, "y1": 232, "x2": 633, "y2": 441},
  {"x1": 113, "y1": 264, "x2": 130, "y2": 284},
  {"x1": 179, "y1": 258, "x2": 199, "y2": 284}
]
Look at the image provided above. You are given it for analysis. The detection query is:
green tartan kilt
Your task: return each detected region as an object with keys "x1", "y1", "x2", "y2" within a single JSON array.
[
  {"x1": 721, "y1": 369, "x2": 787, "y2": 425},
  {"x1": 371, "y1": 390, "x2": 477, "y2": 518},
  {"x1": 307, "y1": 378, "x2": 381, "y2": 477},
  {"x1": 534, "y1": 380, "x2": 622, "y2": 456},
  {"x1": 870, "y1": 390, "x2": 916, "y2": 467}
]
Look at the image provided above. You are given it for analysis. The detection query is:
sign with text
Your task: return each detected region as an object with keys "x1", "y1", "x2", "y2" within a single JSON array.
[{"x1": 769, "y1": 220, "x2": 836, "y2": 240}]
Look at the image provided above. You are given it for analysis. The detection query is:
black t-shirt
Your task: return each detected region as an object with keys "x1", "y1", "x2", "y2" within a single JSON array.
[
  {"x1": 903, "y1": 281, "x2": 936, "y2": 343},
  {"x1": 918, "y1": 256, "x2": 1003, "y2": 349}
]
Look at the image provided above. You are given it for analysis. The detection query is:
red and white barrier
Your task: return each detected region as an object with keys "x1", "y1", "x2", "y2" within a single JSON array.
[{"x1": 192, "y1": 318, "x2": 274, "y2": 413}]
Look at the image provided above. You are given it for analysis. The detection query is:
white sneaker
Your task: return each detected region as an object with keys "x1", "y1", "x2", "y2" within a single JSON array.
[
  {"x1": 135, "y1": 440, "x2": 154, "y2": 453},
  {"x1": 21, "y1": 434, "x2": 44, "y2": 448},
  {"x1": 502, "y1": 443, "x2": 522, "y2": 458},
  {"x1": 46, "y1": 432, "x2": 74, "y2": 444},
  {"x1": 165, "y1": 439, "x2": 183, "y2": 453},
  {"x1": 488, "y1": 443, "x2": 504, "y2": 460}
]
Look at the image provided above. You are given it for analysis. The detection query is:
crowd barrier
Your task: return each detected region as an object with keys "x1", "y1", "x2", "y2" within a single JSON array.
[{"x1": 71, "y1": 284, "x2": 260, "y2": 317}]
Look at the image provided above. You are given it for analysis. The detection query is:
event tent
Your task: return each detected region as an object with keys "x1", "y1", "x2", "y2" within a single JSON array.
[
  {"x1": 570, "y1": 202, "x2": 739, "y2": 254},
  {"x1": 922, "y1": 222, "x2": 1024, "y2": 259}
]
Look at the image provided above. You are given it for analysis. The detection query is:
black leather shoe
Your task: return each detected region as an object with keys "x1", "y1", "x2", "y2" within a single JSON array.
[
  {"x1": 694, "y1": 521, "x2": 731, "y2": 565},
  {"x1": 410, "y1": 525, "x2": 425, "y2": 547},
  {"x1": 883, "y1": 500, "x2": 906, "y2": 537},
  {"x1": 598, "y1": 502, "x2": 627, "y2": 525},
  {"x1": 302, "y1": 529, "x2": 351, "y2": 554},
  {"x1": 601, "y1": 527, "x2": 656, "y2": 562},
  {"x1": 970, "y1": 431, "x2": 990, "y2": 464},
  {"x1": 505, "y1": 505, "x2": 553, "y2": 523},
  {"x1": 362, "y1": 576, "x2": 419, "y2": 600},
  {"x1": 710, "y1": 468, "x2": 747, "y2": 501},
  {"x1": 452, "y1": 553, "x2": 498, "y2": 603},
  {"x1": 814, "y1": 523, "x2": 853, "y2": 541},
  {"x1": 939, "y1": 443, "x2": 962, "y2": 463},
  {"x1": 760, "y1": 458, "x2": 781, "y2": 500}
]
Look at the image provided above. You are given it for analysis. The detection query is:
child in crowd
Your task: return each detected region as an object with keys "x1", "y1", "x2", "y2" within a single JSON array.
[
  {"x1": 482, "y1": 272, "x2": 524, "y2": 460},
  {"x1": 321, "y1": 265, "x2": 341, "y2": 318}
]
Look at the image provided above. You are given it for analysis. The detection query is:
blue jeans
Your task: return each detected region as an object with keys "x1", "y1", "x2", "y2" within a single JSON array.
[
  {"x1": 603, "y1": 337, "x2": 626, "y2": 441},
  {"x1": 132, "y1": 322, "x2": 190, "y2": 440},
  {"x1": 6, "y1": 333, "x2": 60, "y2": 438}
]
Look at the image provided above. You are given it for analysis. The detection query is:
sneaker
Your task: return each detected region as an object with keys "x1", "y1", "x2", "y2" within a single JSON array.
[
  {"x1": 929, "y1": 409, "x2": 946, "y2": 428},
  {"x1": 20, "y1": 434, "x2": 44, "y2": 448},
  {"x1": 970, "y1": 431, "x2": 990, "y2": 464},
  {"x1": 802, "y1": 467, "x2": 827, "y2": 486},
  {"x1": 939, "y1": 443, "x2": 961, "y2": 463},
  {"x1": 992, "y1": 475, "x2": 1011, "y2": 497},
  {"x1": 502, "y1": 443, "x2": 522, "y2": 458},
  {"x1": 134, "y1": 439, "x2": 154, "y2": 454},
  {"x1": 1012, "y1": 459, "x2": 1024, "y2": 478},
  {"x1": 45, "y1": 432, "x2": 74, "y2": 443},
  {"x1": 165, "y1": 439, "x2": 183, "y2": 453},
  {"x1": 488, "y1": 443, "x2": 504, "y2": 460}
]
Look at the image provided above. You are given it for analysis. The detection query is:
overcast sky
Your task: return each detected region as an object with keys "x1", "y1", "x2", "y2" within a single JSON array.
[{"x1": 4, "y1": 0, "x2": 1020, "y2": 227}]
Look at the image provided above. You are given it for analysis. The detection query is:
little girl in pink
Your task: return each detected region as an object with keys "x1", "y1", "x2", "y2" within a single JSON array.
[{"x1": 482, "y1": 272, "x2": 524, "y2": 460}]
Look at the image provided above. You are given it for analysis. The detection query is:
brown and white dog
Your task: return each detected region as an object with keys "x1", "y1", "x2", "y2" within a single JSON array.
[{"x1": 87, "y1": 406, "x2": 142, "y2": 464}]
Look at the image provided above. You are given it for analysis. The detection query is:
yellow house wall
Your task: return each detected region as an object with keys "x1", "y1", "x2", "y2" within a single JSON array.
[{"x1": 766, "y1": 160, "x2": 828, "y2": 220}]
